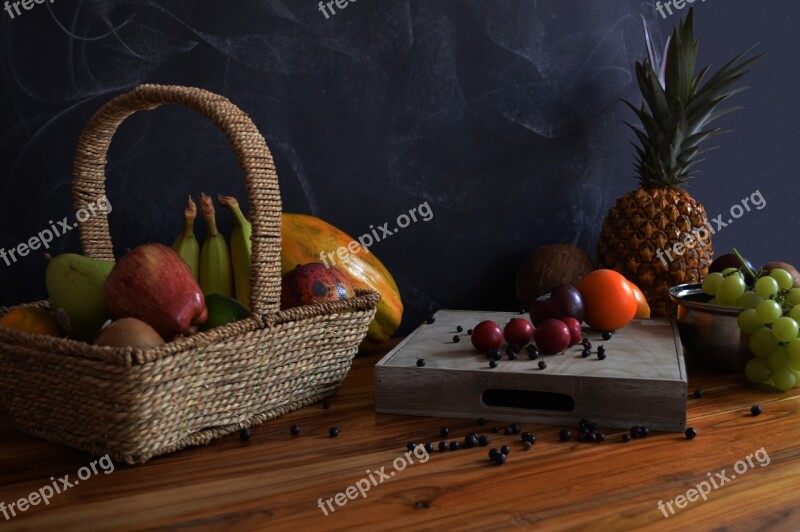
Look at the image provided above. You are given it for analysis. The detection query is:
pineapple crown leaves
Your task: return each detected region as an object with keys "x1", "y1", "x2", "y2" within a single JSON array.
[{"x1": 624, "y1": 8, "x2": 764, "y2": 188}]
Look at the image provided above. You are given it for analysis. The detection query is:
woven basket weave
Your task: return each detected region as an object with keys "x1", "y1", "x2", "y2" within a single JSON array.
[{"x1": 0, "y1": 84, "x2": 380, "y2": 464}]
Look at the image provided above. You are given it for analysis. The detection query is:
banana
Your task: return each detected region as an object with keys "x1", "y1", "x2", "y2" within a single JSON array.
[
  {"x1": 198, "y1": 192, "x2": 233, "y2": 297},
  {"x1": 218, "y1": 194, "x2": 252, "y2": 310},
  {"x1": 172, "y1": 196, "x2": 200, "y2": 280}
]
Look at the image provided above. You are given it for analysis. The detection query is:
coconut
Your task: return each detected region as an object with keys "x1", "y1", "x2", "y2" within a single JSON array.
[
  {"x1": 761, "y1": 261, "x2": 800, "y2": 288},
  {"x1": 516, "y1": 244, "x2": 594, "y2": 309}
]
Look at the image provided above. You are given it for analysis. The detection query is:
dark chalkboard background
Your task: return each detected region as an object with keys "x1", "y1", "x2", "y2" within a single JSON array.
[{"x1": 0, "y1": 1, "x2": 795, "y2": 335}]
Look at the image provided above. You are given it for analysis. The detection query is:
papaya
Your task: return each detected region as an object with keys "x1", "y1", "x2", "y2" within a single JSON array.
[
  {"x1": 280, "y1": 213, "x2": 403, "y2": 346},
  {"x1": 0, "y1": 307, "x2": 64, "y2": 338}
]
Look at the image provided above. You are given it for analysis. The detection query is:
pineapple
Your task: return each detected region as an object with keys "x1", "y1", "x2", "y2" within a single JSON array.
[{"x1": 597, "y1": 8, "x2": 761, "y2": 317}]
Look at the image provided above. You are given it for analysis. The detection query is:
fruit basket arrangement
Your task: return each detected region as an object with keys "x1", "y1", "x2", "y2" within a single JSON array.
[{"x1": 0, "y1": 84, "x2": 380, "y2": 464}]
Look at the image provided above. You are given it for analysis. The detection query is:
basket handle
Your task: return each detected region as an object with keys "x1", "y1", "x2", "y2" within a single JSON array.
[{"x1": 71, "y1": 84, "x2": 282, "y2": 316}]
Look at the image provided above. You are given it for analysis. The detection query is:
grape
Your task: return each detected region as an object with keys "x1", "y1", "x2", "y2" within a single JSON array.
[
  {"x1": 755, "y1": 300, "x2": 782, "y2": 324},
  {"x1": 702, "y1": 272, "x2": 725, "y2": 296},
  {"x1": 720, "y1": 275, "x2": 746, "y2": 300},
  {"x1": 737, "y1": 309, "x2": 761, "y2": 334},
  {"x1": 769, "y1": 268, "x2": 794, "y2": 291},
  {"x1": 749, "y1": 327, "x2": 778, "y2": 358},
  {"x1": 744, "y1": 357, "x2": 772, "y2": 383},
  {"x1": 789, "y1": 338, "x2": 800, "y2": 364},
  {"x1": 755, "y1": 276, "x2": 779, "y2": 298},
  {"x1": 736, "y1": 291, "x2": 763, "y2": 309},
  {"x1": 790, "y1": 369, "x2": 800, "y2": 387},
  {"x1": 721, "y1": 267, "x2": 741, "y2": 276},
  {"x1": 772, "y1": 369, "x2": 796, "y2": 391},
  {"x1": 767, "y1": 346, "x2": 790, "y2": 371},
  {"x1": 788, "y1": 288, "x2": 800, "y2": 306},
  {"x1": 771, "y1": 317, "x2": 799, "y2": 342},
  {"x1": 790, "y1": 305, "x2": 800, "y2": 322}
]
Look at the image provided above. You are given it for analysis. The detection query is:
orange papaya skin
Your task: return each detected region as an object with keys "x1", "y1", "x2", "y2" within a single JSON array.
[{"x1": 280, "y1": 213, "x2": 403, "y2": 345}]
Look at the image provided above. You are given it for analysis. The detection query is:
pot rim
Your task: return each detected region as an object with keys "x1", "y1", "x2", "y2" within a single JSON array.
[{"x1": 667, "y1": 283, "x2": 745, "y2": 317}]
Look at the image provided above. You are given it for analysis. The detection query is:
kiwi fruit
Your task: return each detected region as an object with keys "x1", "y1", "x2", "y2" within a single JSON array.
[{"x1": 94, "y1": 318, "x2": 165, "y2": 348}]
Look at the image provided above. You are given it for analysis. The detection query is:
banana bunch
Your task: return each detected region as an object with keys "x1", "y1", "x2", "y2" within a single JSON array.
[{"x1": 172, "y1": 193, "x2": 251, "y2": 306}]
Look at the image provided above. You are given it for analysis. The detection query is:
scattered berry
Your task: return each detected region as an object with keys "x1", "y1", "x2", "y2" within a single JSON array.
[
  {"x1": 438, "y1": 441, "x2": 448, "y2": 452},
  {"x1": 508, "y1": 351, "x2": 518, "y2": 361},
  {"x1": 640, "y1": 426, "x2": 650, "y2": 438},
  {"x1": 597, "y1": 345, "x2": 606, "y2": 356},
  {"x1": 478, "y1": 435, "x2": 490, "y2": 446},
  {"x1": 440, "y1": 427, "x2": 450, "y2": 437},
  {"x1": 329, "y1": 427, "x2": 340, "y2": 438},
  {"x1": 491, "y1": 426, "x2": 500, "y2": 434},
  {"x1": 693, "y1": 389, "x2": 703, "y2": 399},
  {"x1": 596, "y1": 432, "x2": 606, "y2": 442},
  {"x1": 426, "y1": 315, "x2": 436, "y2": 324},
  {"x1": 290, "y1": 424, "x2": 300, "y2": 435},
  {"x1": 488, "y1": 448, "x2": 502, "y2": 460},
  {"x1": 622, "y1": 434, "x2": 631, "y2": 442},
  {"x1": 586, "y1": 432, "x2": 597, "y2": 443},
  {"x1": 477, "y1": 417, "x2": 488, "y2": 425},
  {"x1": 457, "y1": 325, "x2": 463, "y2": 332},
  {"x1": 538, "y1": 360, "x2": 547, "y2": 370},
  {"x1": 685, "y1": 427, "x2": 697, "y2": 440},
  {"x1": 467, "y1": 329, "x2": 473, "y2": 335},
  {"x1": 407, "y1": 442, "x2": 417, "y2": 451},
  {"x1": 492, "y1": 453, "x2": 506, "y2": 465},
  {"x1": 240, "y1": 428, "x2": 252, "y2": 441},
  {"x1": 424, "y1": 442, "x2": 435, "y2": 454},
  {"x1": 521, "y1": 432, "x2": 536, "y2": 444},
  {"x1": 489, "y1": 359, "x2": 498, "y2": 369},
  {"x1": 577, "y1": 432, "x2": 588, "y2": 442},
  {"x1": 322, "y1": 399, "x2": 331, "y2": 409},
  {"x1": 597, "y1": 351, "x2": 607, "y2": 360},
  {"x1": 630, "y1": 427, "x2": 642, "y2": 439},
  {"x1": 581, "y1": 349, "x2": 591, "y2": 358},
  {"x1": 416, "y1": 358, "x2": 426, "y2": 367},
  {"x1": 452, "y1": 335, "x2": 460, "y2": 343},
  {"x1": 582, "y1": 338, "x2": 591, "y2": 347},
  {"x1": 751, "y1": 405, "x2": 762, "y2": 416},
  {"x1": 527, "y1": 346, "x2": 540, "y2": 359},
  {"x1": 506, "y1": 345, "x2": 515, "y2": 356},
  {"x1": 500, "y1": 445, "x2": 511, "y2": 455},
  {"x1": 449, "y1": 441, "x2": 461, "y2": 451},
  {"x1": 504, "y1": 426, "x2": 513, "y2": 435},
  {"x1": 510, "y1": 423, "x2": 521, "y2": 434},
  {"x1": 602, "y1": 331, "x2": 612, "y2": 340},
  {"x1": 522, "y1": 441, "x2": 532, "y2": 451},
  {"x1": 464, "y1": 434, "x2": 478, "y2": 448},
  {"x1": 559, "y1": 429, "x2": 572, "y2": 442}
]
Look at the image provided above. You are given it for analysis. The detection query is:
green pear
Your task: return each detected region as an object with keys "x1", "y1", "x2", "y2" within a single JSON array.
[{"x1": 46, "y1": 253, "x2": 115, "y2": 342}]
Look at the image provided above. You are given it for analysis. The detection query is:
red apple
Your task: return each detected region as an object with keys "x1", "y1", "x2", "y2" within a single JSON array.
[
  {"x1": 562, "y1": 317, "x2": 582, "y2": 346},
  {"x1": 281, "y1": 263, "x2": 355, "y2": 309},
  {"x1": 104, "y1": 243, "x2": 207, "y2": 338},
  {"x1": 503, "y1": 318, "x2": 534, "y2": 346},
  {"x1": 534, "y1": 319, "x2": 571, "y2": 354},
  {"x1": 471, "y1": 320, "x2": 504, "y2": 353}
]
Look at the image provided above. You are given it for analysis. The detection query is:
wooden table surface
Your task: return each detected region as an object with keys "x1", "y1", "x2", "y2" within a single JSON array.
[{"x1": 1, "y1": 338, "x2": 799, "y2": 531}]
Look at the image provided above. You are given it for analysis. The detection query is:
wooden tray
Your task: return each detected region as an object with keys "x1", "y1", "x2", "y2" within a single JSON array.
[{"x1": 375, "y1": 310, "x2": 687, "y2": 432}]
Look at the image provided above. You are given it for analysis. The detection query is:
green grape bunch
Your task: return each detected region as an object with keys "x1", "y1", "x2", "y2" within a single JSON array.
[{"x1": 702, "y1": 250, "x2": 800, "y2": 391}]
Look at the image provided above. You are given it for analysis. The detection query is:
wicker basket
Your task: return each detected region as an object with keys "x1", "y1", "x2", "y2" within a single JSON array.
[{"x1": 0, "y1": 84, "x2": 380, "y2": 464}]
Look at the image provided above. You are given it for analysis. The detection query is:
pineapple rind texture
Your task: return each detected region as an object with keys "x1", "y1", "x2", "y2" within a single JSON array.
[{"x1": 597, "y1": 188, "x2": 713, "y2": 317}]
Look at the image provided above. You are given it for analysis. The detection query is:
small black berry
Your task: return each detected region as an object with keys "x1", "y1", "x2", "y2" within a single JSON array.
[
  {"x1": 440, "y1": 427, "x2": 450, "y2": 437},
  {"x1": 449, "y1": 441, "x2": 461, "y2": 451},
  {"x1": 500, "y1": 445, "x2": 511, "y2": 455},
  {"x1": 597, "y1": 351, "x2": 606, "y2": 360},
  {"x1": 491, "y1": 426, "x2": 500, "y2": 434},
  {"x1": 488, "y1": 448, "x2": 502, "y2": 460},
  {"x1": 538, "y1": 360, "x2": 547, "y2": 370},
  {"x1": 630, "y1": 426, "x2": 641, "y2": 438},
  {"x1": 464, "y1": 434, "x2": 478, "y2": 448},
  {"x1": 478, "y1": 435, "x2": 490, "y2": 446},
  {"x1": 426, "y1": 315, "x2": 436, "y2": 324},
  {"x1": 424, "y1": 442, "x2": 435, "y2": 454},
  {"x1": 522, "y1": 441, "x2": 532, "y2": 451},
  {"x1": 622, "y1": 434, "x2": 631, "y2": 442},
  {"x1": 602, "y1": 331, "x2": 612, "y2": 340},
  {"x1": 640, "y1": 426, "x2": 650, "y2": 438},
  {"x1": 581, "y1": 349, "x2": 591, "y2": 358},
  {"x1": 685, "y1": 427, "x2": 697, "y2": 440},
  {"x1": 416, "y1": 358, "x2": 426, "y2": 367},
  {"x1": 751, "y1": 405, "x2": 762, "y2": 416},
  {"x1": 519, "y1": 309, "x2": 525, "y2": 315},
  {"x1": 504, "y1": 426, "x2": 513, "y2": 435},
  {"x1": 597, "y1": 345, "x2": 606, "y2": 355},
  {"x1": 521, "y1": 432, "x2": 536, "y2": 444},
  {"x1": 508, "y1": 351, "x2": 517, "y2": 361},
  {"x1": 329, "y1": 427, "x2": 340, "y2": 437},
  {"x1": 438, "y1": 441, "x2": 448, "y2": 452},
  {"x1": 407, "y1": 442, "x2": 417, "y2": 451},
  {"x1": 527, "y1": 346, "x2": 540, "y2": 360},
  {"x1": 512, "y1": 344, "x2": 522, "y2": 353},
  {"x1": 506, "y1": 345, "x2": 515, "y2": 356},
  {"x1": 290, "y1": 424, "x2": 300, "y2": 435},
  {"x1": 467, "y1": 329, "x2": 473, "y2": 335},
  {"x1": 452, "y1": 335, "x2": 460, "y2": 343},
  {"x1": 693, "y1": 389, "x2": 703, "y2": 399},
  {"x1": 457, "y1": 325, "x2": 463, "y2": 332},
  {"x1": 489, "y1": 359, "x2": 498, "y2": 369},
  {"x1": 586, "y1": 432, "x2": 597, "y2": 443},
  {"x1": 477, "y1": 417, "x2": 488, "y2": 425},
  {"x1": 322, "y1": 399, "x2": 331, "y2": 409},
  {"x1": 596, "y1": 432, "x2": 606, "y2": 442},
  {"x1": 582, "y1": 337, "x2": 591, "y2": 347},
  {"x1": 492, "y1": 453, "x2": 506, "y2": 465},
  {"x1": 240, "y1": 428, "x2": 252, "y2": 441},
  {"x1": 577, "y1": 432, "x2": 588, "y2": 442},
  {"x1": 559, "y1": 429, "x2": 572, "y2": 442},
  {"x1": 510, "y1": 423, "x2": 521, "y2": 434}
]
